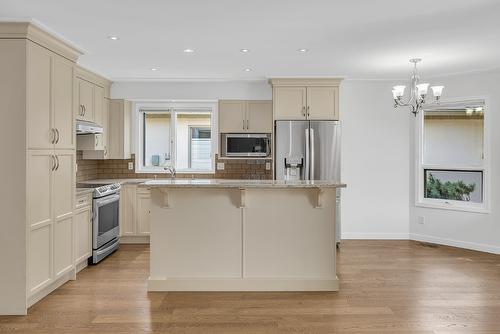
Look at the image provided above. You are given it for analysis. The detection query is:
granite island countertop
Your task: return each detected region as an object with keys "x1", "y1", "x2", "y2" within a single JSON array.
[{"x1": 140, "y1": 179, "x2": 346, "y2": 189}]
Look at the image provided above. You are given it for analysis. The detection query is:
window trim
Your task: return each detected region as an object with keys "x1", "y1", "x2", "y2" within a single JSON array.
[
  {"x1": 133, "y1": 101, "x2": 218, "y2": 174},
  {"x1": 415, "y1": 97, "x2": 490, "y2": 214}
]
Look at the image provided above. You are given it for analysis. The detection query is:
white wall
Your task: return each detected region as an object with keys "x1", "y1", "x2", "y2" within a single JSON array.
[
  {"x1": 340, "y1": 80, "x2": 411, "y2": 239},
  {"x1": 111, "y1": 80, "x2": 272, "y2": 100},
  {"x1": 410, "y1": 70, "x2": 500, "y2": 254}
]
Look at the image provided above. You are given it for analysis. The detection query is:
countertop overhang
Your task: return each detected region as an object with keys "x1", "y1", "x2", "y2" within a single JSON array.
[{"x1": 141, "y1": 179, "x2": 346, "y2": 189}]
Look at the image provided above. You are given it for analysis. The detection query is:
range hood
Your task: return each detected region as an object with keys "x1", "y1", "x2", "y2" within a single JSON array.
[{"x1": 76, "y1": 120, "x2": 103, "y2": 135}]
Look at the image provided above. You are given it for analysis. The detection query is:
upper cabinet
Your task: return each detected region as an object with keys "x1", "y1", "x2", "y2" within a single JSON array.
[
  {"x1": 76, "y1": 78, "x2": 94, "y2": 122},
  {"x1": 27, "y1": 42, "x2": 75, "y2": 150},
  {"x1": 269, "y1": 78, "x2": 342, "y2": 121},
  {"x1": 108, "y1": 99, "x2": 132, "y2": 159},
  {"x1": 219, "y1": 100, "x2": 272, "y2": 133}
]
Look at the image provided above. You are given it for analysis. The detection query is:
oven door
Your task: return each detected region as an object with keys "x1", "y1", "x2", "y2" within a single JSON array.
[
  {"x1": 223, "y1": 134, "x2": 270, "y2": 157},
  {"x1": 93, "y1": 194, "x2": 120, "y2": 249}
]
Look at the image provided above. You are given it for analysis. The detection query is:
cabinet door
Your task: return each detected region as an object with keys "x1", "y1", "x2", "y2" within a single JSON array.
[
  {"x1": 27, "y1": 42, "x2": 53, "y2": 149},
  {"x1": 53, "y1": 216, "x2": 73, "y2": 278},
  {"x1": 93, "y1": 85, "x2": 104, "y2": 126},
  {"x1": 273, "y1": 86, "x2": 306, "y2": 120},
  {"x1": 306, "y1": 86, "x2": 339, "y2": 120},
  {"x1": 77, "y1": 78, "x2": 94, "y2": 122},
  {"x1": 219, "y1": 100, "x2": 246, "y2": 132},
  {"x1": 29, "y1": 225, "x2": 52, "y2": 293},
  {"x1": 119, "y1": 185, "x2": 136, "y2": 235},
  {"x1": 28, "y1": 151, "x2": 53, "y2": 229},
  {"x1": 246, "y1": 101, "x2": 273, "y2": 133},
  {"x1": 53, "y1": 56, "x2": 75, "y2": 149},
  {"x1": 136, "y1": 190, "x2": 151, "y2": 235},
  {"x1": 53, "y1": 151, "x2": 75, "y2": 221},
  {"x1": 102, "y1": 98, "x2": 109, "y2": 158},
  {"x1": 74, "y1": 208, "x2": 92, "y2": 263}
]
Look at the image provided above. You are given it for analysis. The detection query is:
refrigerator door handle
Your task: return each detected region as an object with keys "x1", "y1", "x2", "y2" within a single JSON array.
[
  {"x1": 305, "y1": 128, "x2": 310, "y2": 180},
  {"x1": 310, "y1": 127, "x2": 315, "y2": 180}
]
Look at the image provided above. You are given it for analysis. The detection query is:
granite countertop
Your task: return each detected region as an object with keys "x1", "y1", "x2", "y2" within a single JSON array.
[
  {"x1": 140, "y1": 179, "x2": 346, "y2": 189},
  {"x1": 78, "y1": 179, "x2": 154, "y2": 185}
]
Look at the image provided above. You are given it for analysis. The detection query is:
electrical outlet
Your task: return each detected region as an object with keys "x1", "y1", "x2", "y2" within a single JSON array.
[
  {"x1": 128, "y1": 162, "x2": 134, "y2": 170},
  {"x1": 217, "y1": 162, "x2": 225, "y2": 170},
  {"x1": 417, "y1": 216, "x2": 425, "y2": 225},
  {"x1": 265, "y1": 162, "x2": 271, "y2": 170}
]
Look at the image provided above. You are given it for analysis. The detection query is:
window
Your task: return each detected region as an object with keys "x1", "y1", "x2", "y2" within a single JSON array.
[
  {"x1": 136, "y1": 102, "x2": 217, "y2": 173},
  {"x1": 417, "y1": 100, "x2": 488, "y2": 212}
]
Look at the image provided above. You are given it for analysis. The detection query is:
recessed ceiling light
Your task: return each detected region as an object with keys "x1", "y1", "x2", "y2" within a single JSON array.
[
  {"x1": 240, "y1": 49, "x2": 250, "y2": 53},
  {"x1": 298, "y1": 48, "x2": 308, "y2": 53},
  {"x1": 183, "y1": 48, "x2": 195, "y2": 53},
  {"x1": 108, "y1": 36, "x2": 119, "y2": 41},
  {"x1": 244, "y1": 68, "x2": 252, "y2": 72},
  {"x1": 150, "y1": 68, "x2": 158, "y2": 71}
]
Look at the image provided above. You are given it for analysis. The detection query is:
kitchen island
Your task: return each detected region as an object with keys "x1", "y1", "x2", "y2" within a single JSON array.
[{"x1": 141, "y1": 179, "x2": 346, "y2": 292}]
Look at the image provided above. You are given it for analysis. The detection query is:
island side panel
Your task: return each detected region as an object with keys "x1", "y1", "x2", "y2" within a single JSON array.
[
  {"x1": 149, "y1": 188, "x2": 242, "y2": 279},
  {"x1": 244, "y1": 188, "x2": 336, "y2": 280}
]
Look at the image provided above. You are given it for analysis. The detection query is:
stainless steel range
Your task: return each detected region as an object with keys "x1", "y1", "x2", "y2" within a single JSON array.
[{"x1": 78, "y1": 183, "x2": 121, "y2": 264}]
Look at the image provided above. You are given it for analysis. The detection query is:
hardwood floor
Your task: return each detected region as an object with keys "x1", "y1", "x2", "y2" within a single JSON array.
[{"x1": 1, "y1": 241, "x2": 500, "y2": 333}]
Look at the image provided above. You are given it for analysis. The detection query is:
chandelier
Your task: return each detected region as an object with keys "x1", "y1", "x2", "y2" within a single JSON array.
[{"x1": 392, "y1": 58, "x2": 444, "y2": 116}]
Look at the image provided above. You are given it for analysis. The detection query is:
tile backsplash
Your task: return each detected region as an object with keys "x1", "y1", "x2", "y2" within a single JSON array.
[{"x1": 76, "y1": 153, "x2": 272, "y2": 181}]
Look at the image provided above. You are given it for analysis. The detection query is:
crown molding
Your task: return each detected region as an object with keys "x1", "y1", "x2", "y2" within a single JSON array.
[
  {"x1": 268, "y1": 77, "x2": 343, "y2": 87},
  {"x1": 0, "y1": 21, "x2": 82, "y2": 62}
]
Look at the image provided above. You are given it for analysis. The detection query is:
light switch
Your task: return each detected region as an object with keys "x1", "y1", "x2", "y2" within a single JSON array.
[
  {"x1": 217, "y1": 162, "x2": 225, "y2": 170},
  {"x1": 265, "y1": 162, "x2": 271, "y2": 170}
]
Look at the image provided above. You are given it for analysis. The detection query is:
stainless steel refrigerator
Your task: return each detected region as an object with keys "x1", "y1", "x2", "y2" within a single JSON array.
[{"x1": 275, "y1": 120, "x2": 342, "y2": 244}]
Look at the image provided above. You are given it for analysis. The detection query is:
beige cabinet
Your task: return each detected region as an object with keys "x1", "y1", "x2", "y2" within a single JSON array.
[
  {"x1": 27, "y1": 42, "x2": 75, "y2": 150},
  {"x1": 136, "y1": 189, "x2": 151, "y2": 235},
  {"x1": 77, "y1": 133, "x2": 105, "y2": 151},
  {"x1": 27, "y1": 149, "x2": 75, "y2": 294},
  {"x1": 270, "y1": 79, "x2": 342, "y2": 121},
  {"x1": 219, "y1": 100, "x2": 246, "y2": 132},
  {"x1": 76, "y1": 78, "x2": 94, "y2": 122},
  {"x1": 109, "y1": 99, "x2": 131, "y2": 159},
  {"x1": 219, "y1": 100, "x2": 273, "y2": 133},
  {"x1": 246, "y1": 101, "x2": 273, "y2": 132},
  {"x1": 93, "y1": 85, "x2": 104, "y2": 126},
  {"x1": 119, "y1": 185, "x2": 151, "y2": 241},
  {"x1": 80, "y1": 98, "x2": 110, "y2": 159},
  {"x1": 306, "y1": 86, "x2": 339, "y2": 120},
  {"x1": 273, "y1": 87, "x2": 307, "y2": 120},
  {"x1": 74, "y1": 192, "x2": 92, "y2": 268}
]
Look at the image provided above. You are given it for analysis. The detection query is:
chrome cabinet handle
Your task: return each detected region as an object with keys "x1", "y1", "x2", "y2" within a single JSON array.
[
  {"x1": 104, "y1": 146, "x2": 108, "y2": 157},
  {"x1": 307, "y1": 106, "x2": 310, "y2": 117},
  {"x1": 246, "y1": 119, "x2": 249, "y2": 130},
  {"x1": 50, "y1": 128, "x2": 56, "y2": 144},
  {"x1": 243, "y1": 120, "x2": 245, "y2": 130},
  {"x1": 51, "y1": 155, "x2": 56, "y2": 171},
  {"x1": 55, "y1": 155, "x2": 60, "y2": 171},
  {"x1": 55, "y1": 129, "x2": 60, "y2": 144},
  {"x1": 79, "y1": 105, "x2": 83, "y2": 116},
  {"x1": 83, "y1": 105, "x2": 86, "y2": 116},
  {"x1": 302, "y1": 106, "x2": 306, "y2": 117},
  {"x1": 96, "y1": 135, "x2": 99, "y2": 147}
]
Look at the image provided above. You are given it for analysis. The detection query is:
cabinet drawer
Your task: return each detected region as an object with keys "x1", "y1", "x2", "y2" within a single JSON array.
[{"x1": 76, "y1": 193, "x2": 92, "y2": 209}]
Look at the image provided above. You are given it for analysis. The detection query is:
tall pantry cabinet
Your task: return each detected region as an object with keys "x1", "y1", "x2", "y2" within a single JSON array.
[{"x1": 0, "y1": 22, "x2": 82, "y2": 315}]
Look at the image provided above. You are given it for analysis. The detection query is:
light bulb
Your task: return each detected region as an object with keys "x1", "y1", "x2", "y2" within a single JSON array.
[
  {"x1": 417, "y1": 83, "x2": 429, "y2": 97},
  {"x1": 393, "y1": 85, "x2": 406, "y2": 98},
  {"x1": 430, "y1": 86, "x2": 444, "y2": 98},
  {"x1": 392, "y1": 90, "x2": 399, "y2": 99}
]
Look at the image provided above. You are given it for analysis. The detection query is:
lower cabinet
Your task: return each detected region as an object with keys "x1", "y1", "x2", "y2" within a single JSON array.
[
  {"x1": 74, "y1": 200, "x2": 92, "y2": 270},
  {"x1": 28, "y1": 225, "x2": 52, "y2": 293},
  {"x1": 53, "y1": 216, "x2": 74, "y2": 278},
  {"x1": 120, "y1": 184, "x2": 150, "y2": 243}
]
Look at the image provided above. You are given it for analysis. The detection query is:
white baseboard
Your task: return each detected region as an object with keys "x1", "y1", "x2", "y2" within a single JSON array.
[
  {"x1": 341, "y1": 232, "x2": 409, "y2": 240},
  {"x1": 120, "y1": 235, "x2": 150, "y2": 244},
  {"x1": 148, "y1": 277, "x2": 339, "y2": 292},
  {"x1": 410, "y1": 233, "x2": 500, "y2": 255}
]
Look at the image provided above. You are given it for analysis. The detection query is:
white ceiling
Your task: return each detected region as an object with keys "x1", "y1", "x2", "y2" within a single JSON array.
[{"x1": 1, "y1": 0, "x2": 499, "y2": 81}]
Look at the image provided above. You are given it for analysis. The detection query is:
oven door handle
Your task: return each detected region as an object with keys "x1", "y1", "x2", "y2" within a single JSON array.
[{"x1": 95, "y1": 194, "x2": 120, "y2": 207}]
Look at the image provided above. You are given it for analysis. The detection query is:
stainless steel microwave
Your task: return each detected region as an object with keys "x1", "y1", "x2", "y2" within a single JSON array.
[{"x1": 221, "y1": 133, "x2": 271, "y2": 157}]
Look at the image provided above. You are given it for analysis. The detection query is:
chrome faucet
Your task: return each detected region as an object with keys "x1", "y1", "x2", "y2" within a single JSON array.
[{"x1": 163, "y1": 166, "x2": 176, "y2": 179}]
